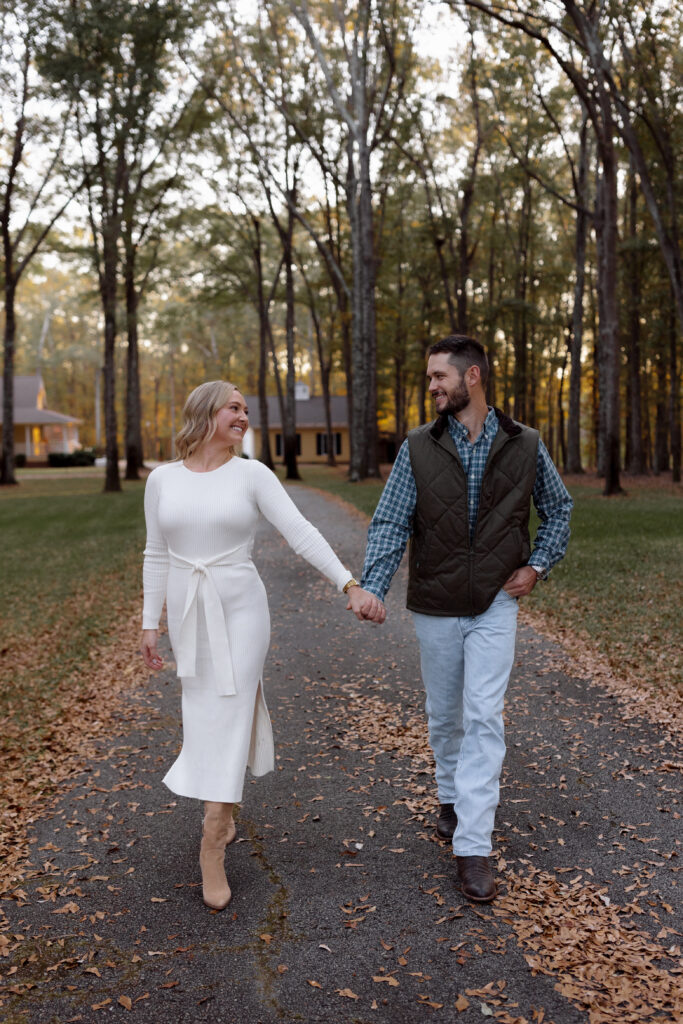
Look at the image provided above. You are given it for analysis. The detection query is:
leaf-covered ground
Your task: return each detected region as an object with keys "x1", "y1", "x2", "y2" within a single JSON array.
[
  {"x1": 0, "y1": 478, "x2": 149, "y2": 888},
  {"x1": 1, "y1": 482, "x2": 680, "y2": 1023}
]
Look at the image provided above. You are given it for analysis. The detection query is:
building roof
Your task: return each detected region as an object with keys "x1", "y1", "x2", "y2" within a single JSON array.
[
  {"x1": 0, "y1": 375, "x2": 81, "y2": 425},
  {"x1": 244, "y1": 394, "x2": 349, "y2": 430},
  {"x1": 16, "y1": 408, "x2": 81, "y2": 426}
]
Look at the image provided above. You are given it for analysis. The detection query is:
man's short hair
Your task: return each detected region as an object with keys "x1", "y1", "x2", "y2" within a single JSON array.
[{"x1": 428, "y1": 334, "x2": 489, "y2": 386}]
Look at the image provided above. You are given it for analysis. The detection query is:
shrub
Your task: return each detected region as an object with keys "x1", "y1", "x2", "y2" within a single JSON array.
[{"x1": 48, "y1": 449, "x2": 96, "y2": 468}]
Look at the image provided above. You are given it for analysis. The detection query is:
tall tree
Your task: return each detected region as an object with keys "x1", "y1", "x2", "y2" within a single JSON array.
[
  {"x1": 287, "y1": 0, "x2": 417, "y2": 480},
  {"x1": 0, "y1": 1, "x2": 79, "y2": 485},
  {"x1": 42, "y1": 0, "x2": 193, "y2": 491},
  {"x1": 454, "y1": 0, "x2": 624, "y2": 492}
]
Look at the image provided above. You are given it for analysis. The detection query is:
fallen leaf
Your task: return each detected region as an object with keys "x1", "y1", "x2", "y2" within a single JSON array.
[
  {"x1": 336, "y1": 988, "x2": 359, "y2": 999},
  {"x1": 307, "y1": 979, "x2": 322, "y2": 988},
  {"x1": 455, "y1": 995, "x2": 470, "y2": 1011},
  {"x1": 53, "y1": 901, "x2": 79, "y2": 915},
  {"x1": 118, "y1": 995, "x2": 132, "y2": 1011}
]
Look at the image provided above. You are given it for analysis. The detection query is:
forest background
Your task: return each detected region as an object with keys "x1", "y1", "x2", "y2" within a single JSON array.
[{"x1": 0, "y1": 0, "x2": 681, "y2": 493}]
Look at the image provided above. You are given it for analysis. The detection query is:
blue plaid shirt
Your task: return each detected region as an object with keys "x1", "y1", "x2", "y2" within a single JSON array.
[{"x1": 361, "y1": 408, "x2": 573, "y2": 601}]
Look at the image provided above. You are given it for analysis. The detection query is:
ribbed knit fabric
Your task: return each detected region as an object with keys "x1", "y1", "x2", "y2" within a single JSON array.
[{"x1": 142, "y1": 458, "x2": 351, "y2": 802}]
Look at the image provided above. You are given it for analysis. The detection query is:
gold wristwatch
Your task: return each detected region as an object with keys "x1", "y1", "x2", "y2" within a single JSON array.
[{"x1": 343, "y1": 577, "x2": 360, "y2": 593}]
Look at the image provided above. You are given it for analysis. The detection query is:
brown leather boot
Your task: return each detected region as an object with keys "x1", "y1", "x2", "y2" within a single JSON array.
[
  {"x1": 436, "y1": 803, "x2": 458, "y2": 841},
  {"x1": 456, "y1": 855, "x2": 497, "y2": 903},
  {"x1": 199, "y1": 802, "x2": 236, "y2": 910}
]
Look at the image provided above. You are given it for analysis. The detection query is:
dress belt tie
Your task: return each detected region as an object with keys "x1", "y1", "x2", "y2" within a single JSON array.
[{"x1": 169, "y1": 545, "x2": 252, "y2": 696}]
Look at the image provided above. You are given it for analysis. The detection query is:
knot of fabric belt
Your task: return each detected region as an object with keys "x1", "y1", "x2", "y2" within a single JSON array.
[{"x1": 174, "y1": 556, "x2": 237, "y2": 696}]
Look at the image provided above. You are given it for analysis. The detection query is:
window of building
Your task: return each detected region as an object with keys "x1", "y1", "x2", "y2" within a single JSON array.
[
  {"x1": 316, "y1": 432, "x2": 342, "y2": 456},
  {"x1": 275, "y1": 433, "x2": 301, "y2": 456}
]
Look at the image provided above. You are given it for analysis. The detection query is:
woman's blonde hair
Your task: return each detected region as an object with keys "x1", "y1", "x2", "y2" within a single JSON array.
[{"x1": 175, "y1": 380, "x2": 241, "y2": 460}]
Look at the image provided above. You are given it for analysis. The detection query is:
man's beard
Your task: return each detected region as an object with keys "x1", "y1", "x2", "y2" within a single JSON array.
[{"x1": 441, "y1": 380, "x2": 470, "y2": 416}]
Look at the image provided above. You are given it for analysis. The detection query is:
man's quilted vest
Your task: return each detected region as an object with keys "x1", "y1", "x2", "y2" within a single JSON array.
[{"x1": 406, "y1": 409, "x2": 539, "y2": 617}]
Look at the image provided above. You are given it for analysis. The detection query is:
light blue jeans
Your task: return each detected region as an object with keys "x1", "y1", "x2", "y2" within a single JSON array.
[{"x1": 412, "y1": 590, "x2": 519, "y2": 857}]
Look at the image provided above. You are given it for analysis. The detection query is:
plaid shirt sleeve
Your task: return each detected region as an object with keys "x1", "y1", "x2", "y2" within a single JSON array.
[
  {"x1": 360, "y1": 439, "x2": 416, "y2": 600},
  {"x1": 530, "y1": 441, "x2": 573, "y2": 572}
]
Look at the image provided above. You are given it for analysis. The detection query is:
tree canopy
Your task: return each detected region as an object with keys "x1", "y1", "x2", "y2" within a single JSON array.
[{"x1": 1, "y1": 0, "x2": 680, "y2": 490}]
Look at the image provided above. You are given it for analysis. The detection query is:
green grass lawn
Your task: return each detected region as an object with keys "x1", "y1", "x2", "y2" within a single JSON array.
[
  {"x1": 0, "y1": 475, "x2": 147, "y2": 726},
  {"x1": 1, "y1": 465, "x2": 681, "y2": 729},
  {"x1": 526, "y1": 478, "x2": 682, "y2": 691}
]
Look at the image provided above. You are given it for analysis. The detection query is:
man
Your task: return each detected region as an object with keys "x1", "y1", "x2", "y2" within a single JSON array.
[{"x1": 360, "y1": 335, "x2": 572, "y2": 903}]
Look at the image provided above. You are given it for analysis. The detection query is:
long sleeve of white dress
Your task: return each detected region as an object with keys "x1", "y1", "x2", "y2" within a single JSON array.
[
  {"x1": 142, "y1": 468, "x2": 169, "y2": 629},
  {"x1": 249, "y1": 459, "x2": 351, "y2": 589}
]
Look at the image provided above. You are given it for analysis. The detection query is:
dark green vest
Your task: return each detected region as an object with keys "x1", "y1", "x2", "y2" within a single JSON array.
[{"x1": 406, "y1": 409, "x2": 539, "y2": 617}]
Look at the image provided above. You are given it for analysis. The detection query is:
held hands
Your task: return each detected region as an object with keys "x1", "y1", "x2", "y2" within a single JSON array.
[
  {"x1": 346, "y1": 585, "x2": 386, "y2": 624},
  {"x1": 503, "y1": 565, "x2": 539, "y2": 598},
  {"x1": 141, "y1": 628, "x2": 164, "y2": 671}
]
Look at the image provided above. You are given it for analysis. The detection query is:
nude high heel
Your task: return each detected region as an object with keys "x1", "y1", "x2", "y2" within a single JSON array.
[{"x1": 199, "y1": 801, "x2": 236, "y2": 910}]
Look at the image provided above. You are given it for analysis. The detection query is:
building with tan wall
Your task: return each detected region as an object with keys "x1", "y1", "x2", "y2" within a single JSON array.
[
  {"x1": 243, "y1": 384, "x2": 350, "y2": 464},
  {"x1": 0, "y1": 375, "x2": 81, "y2": 464}
]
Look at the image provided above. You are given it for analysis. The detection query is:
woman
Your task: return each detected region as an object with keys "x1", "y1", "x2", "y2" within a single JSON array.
[{"x1": 141, "y1": 381, "x2": 384, "y2": 910}]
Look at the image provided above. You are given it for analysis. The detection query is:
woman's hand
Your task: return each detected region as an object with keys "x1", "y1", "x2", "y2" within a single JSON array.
[{"x1": 141, "y1": 629, "x2": 164, "y2": 671}]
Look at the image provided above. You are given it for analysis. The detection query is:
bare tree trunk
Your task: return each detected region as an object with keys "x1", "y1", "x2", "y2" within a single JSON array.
[
  {"x1": 502, "y1": 331, "x2": 511, "y2": 417},
  {"x1": 153, "y1": 375, "x2": 160, "y2": 460},
  {"x1": 300, "y1": 262, "x2": 336, "y2": 466},
  {"x1": 545, "y1": 355, "x2": 554, "y2": 459},
  {"x1": 485, "y1": 193, "x2": 500, "y2": 408},
  {"x1": 101, "y1": 233, "x2": 121, "y2": 493},
  {"x1": 124, "y1": 263, "x2": 144, "y2": 480},
  {"x1": 558, "y1": 348, "x2": 568, "y2": 469},
  {"x1": 169, "y1": 339, "x2": 176, "y2": 461},
  {"x1": 653, "y1": 351, "x2": 669, "y2": 474},
  {"x1": 588, "y1": 261, "x2": 600, "y2": 471},
  {"x1": 282, "y1": 194, "x2": 300, "y2": 481},
  {"x1": 594, "y1": 147, "x2": 622, "y2": 494},
  {"x1": 567, "y1": 114, "x2": 589, "y2": 474},
  {"x1": 456, "y1": 30, "x2": 483, "y2": 333},
  {"x1": 358, "y1": 141, "x2": 379, "y2": 478},
  {"x1": 513, "y1": 177, "x2": 531, "y2": 422},
  {"x1": 641, "y1": 363, "x2": 653, "y2": 471},
  {"x1": 252, "y1": 218, "x2": 274, "y2": 469},
  {"x1": 669, "y1": 290, "x2": 681, "y2": 482},
  {"x1": 347, "y1": 134, "x2": 379, "y2": 480},
  {"x1": 625, "y1": 166, "x2": 645, "y2": 475},
  {"x1": 1, "y1": 279, "x2": 18, "y2": 485}
]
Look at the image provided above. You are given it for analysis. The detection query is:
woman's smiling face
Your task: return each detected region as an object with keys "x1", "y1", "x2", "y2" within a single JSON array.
[{"x1": 214, "y1": 390, "x2": 249, "y2": 445}]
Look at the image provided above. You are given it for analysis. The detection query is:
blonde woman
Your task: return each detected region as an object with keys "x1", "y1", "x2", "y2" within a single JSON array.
[{"x1": 141, "y1": 381, "x2": 384, "y2": 910}]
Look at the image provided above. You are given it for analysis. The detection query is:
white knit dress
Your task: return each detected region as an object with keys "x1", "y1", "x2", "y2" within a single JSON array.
[{"x1": 142, "y1": 458, "x2": 351, "y2": 803}]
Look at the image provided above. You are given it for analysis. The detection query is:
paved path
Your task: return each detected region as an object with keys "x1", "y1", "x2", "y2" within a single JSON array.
[{"x1": 2, "y1": 486, "x2": 681, "y2": 1023}]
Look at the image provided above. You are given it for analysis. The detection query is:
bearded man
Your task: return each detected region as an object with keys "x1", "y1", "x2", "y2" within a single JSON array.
[{"x1": 360, "y1": 335, "x2": 573, "y2": 902}]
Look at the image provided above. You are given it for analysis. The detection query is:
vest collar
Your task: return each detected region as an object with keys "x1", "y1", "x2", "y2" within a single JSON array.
[{"x1": 428, "y1": 406, "x2": 522, "y2": 441}]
